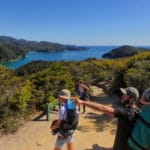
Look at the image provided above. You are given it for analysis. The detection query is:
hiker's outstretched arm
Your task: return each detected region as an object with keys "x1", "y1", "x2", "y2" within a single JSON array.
[{"x1": 77, "y1": 99, "x2": 115, "y2": 117}]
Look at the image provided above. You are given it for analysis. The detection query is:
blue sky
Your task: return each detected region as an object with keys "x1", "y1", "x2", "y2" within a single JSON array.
[{"x1": 0, "y1": 0, "x2": 150, "y2": 45}]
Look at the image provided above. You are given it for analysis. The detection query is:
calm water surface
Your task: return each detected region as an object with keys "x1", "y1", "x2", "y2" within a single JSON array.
[{"x1": 1, "y1": 46, "x2": 117, "y2": 69}]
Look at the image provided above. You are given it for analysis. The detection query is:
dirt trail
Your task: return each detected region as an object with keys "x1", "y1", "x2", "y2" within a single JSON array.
[{"x1": 0, "y1": 86, "x2": 119, "y2": 150}]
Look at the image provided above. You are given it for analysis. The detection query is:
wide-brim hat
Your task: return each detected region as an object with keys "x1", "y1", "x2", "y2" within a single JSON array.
[{"x1": 58, "y1": 89, "x2": 71, "y2": 99}]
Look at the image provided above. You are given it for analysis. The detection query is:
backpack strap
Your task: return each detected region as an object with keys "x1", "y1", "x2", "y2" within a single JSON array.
[{"x1": 138, "y1": 115, "x2": 150, "y2": 128}]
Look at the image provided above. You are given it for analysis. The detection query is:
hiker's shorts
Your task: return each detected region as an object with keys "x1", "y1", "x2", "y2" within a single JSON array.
[{"x1": 55, "y1": 134, "x2": 75, "y2": 148}]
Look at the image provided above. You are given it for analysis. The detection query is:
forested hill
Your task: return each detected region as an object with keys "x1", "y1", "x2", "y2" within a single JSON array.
[
  {"x1": 0, "y1": 36, "x2": 88, "y2": 61},
  {"x1": 102, "y1": 45, "x2": 150, "y2": 58}
]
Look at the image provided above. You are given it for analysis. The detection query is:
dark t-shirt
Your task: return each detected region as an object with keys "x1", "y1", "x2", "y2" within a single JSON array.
[{"x1": 113, "y1": 106, "x2": 140, "y2": 150}]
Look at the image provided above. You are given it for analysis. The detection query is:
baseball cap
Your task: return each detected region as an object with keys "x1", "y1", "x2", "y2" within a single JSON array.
[
  {"x1": 58, "y1": 89, "x2": 71, "y2": 99},
  {"x1": 142, "y1": 88, "x2": 150, "y2": 102},
  {"x1": 120, "y1": 87, "x2": 139, "y2": 100}
]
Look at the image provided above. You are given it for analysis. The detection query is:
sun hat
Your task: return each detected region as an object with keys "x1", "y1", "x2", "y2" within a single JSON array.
[
  {"x1": 142, "y1": 88, "x2": 150, "y2": 102},
  {"x1": 120, "y1": 87, "x2": 139, "y2": 100},
  {"x1": 58, "y1": 89, "x2": 71, "y2": 99}
]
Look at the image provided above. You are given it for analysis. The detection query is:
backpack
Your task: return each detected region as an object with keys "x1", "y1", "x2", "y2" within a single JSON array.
[
  {"x1": 59, "y1": 99, "x2": 79, "y2": 136},
  {"x1": 128, "y1": 106, "x2": 150, "y2": 150}
]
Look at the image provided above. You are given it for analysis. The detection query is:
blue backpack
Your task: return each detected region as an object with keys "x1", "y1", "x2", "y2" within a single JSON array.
[
  {"x1": 59, "y1": 99, "x2": 79, "y2": 136},
  {"x1": 128, "y1": 106, "x2": 150, "y2": 150}
]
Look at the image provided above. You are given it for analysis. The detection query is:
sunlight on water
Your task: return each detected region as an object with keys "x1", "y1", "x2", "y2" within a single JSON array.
[{"x1": 1, "y1": 46, "x2": 116, "y2": 69}]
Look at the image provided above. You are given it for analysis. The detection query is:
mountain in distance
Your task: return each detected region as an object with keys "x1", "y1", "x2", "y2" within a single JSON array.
[
  {"x1": 102, "y1": 45, "x2": 150, "y2": 58},
  {"x1": 0, "y1": 36, "x2": 88, "y2": 61}
]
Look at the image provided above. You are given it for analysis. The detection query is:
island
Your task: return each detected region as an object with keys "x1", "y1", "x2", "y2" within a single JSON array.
[{"x1": 102, "y1": 45, "x2": 150, "y2": 58}]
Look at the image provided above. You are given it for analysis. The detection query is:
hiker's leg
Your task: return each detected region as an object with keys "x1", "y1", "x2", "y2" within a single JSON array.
[
  {"x1": 67, "y1": 142, "x2": 74, "y2": 150},
  {"x1": 66, "y1": 134, "x2": 74, "y2": 150},
  {"x1": 54, "y1": 136, "x2": 66, "y2": 150},
  {"x1": 54, "y1": 147, "x2": 61, "y2": 150},
  {"x1": 83, "y1": 95, "x2": 89, "y2": 113},
  {"x1": 82, "y1": 97, "x2": 87, "y2": 113},
  {"x1": 83, "y1": 105, "x2": 85, "y2": 113}
]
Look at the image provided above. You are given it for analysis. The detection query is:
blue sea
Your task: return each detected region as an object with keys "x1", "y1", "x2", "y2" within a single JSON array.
[{"x1": 0, "y1": 46, "x2": 118, "y2": 69}]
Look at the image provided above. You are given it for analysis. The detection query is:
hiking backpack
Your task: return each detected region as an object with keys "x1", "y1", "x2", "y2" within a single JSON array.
[
  {"x1": 128, "y1": 106, "x2": 150, "y2": 150},
  {"x1": 59, "y1": 99, "x2": 79, "y2": 136}
]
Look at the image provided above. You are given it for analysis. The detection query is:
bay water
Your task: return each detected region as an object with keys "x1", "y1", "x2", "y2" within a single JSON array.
[{"x1": 1, "y1": 46, "x2": 117, "y2": 69}]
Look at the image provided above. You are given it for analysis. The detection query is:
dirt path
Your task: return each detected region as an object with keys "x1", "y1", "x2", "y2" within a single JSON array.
[{"x1": 0, "y1": 86, "x2": 119, "y2": 150}]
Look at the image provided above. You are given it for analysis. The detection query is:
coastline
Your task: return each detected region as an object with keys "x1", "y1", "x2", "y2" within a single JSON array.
[{"x1": 0, "y1": 46, "x2": 116, "y2": 69}]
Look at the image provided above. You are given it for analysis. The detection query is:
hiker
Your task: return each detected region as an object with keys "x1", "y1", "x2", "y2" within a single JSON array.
[
  {"x1": 75, "y1": 80, "x2": 81, "y2": 96},
  {"x1": 77, "y1": 80, "x2": 89, "y2": 113},
  {"x1": 50, "y1": 89, "x2": 79, "y2": 150},
  {"x1": 128, "y1": 88, "x2": 150, "y2": 150},
  {"x1": 75, "y1": 87, "x2": 140, "y2": 150}
]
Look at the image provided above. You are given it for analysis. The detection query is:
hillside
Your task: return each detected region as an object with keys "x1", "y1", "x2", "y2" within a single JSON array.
[
  {"x1": 0, "y1": 52, "x2": 150, "y2": 133},
  {"x1": 0, "y1": 36, "x2": 88, "y2": 61},
  {"x1": 102, "y1": 45, "x2": 150, "y2": 58}
]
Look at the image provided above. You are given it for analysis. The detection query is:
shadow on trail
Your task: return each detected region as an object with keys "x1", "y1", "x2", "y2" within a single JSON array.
[
  {"x1": 78, "y1": 112, "x2": 116, "y2": 134},
  {"x1": 78, "y1": 94, "x2": 118, "y2": 134},
  {"x1": 85, "y1": 112, "x2": 116, "y2": 134},
  {"x1": 32, "y1": 111, "x2": 47, "y2": 121},
  {"x1": 84, "y1": 144, "x2": 112, "y2": 150},
  {"x1": 32, "y1": 109, "x2": 58, "y2": 121},
  {"x1": 92, "y1": 144, "x2": 112, "y2": 150}
]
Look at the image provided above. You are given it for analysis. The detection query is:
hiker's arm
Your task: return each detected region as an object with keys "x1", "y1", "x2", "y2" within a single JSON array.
[
  {"x1": 77, "y1": 99, "x2": 115, "y2": 116},
  {"x1": 51, "y1": 106, "x2": 65, "y2": 130},
  {"x1": 51, "y1": 119, "x2": 62, "y2": 130}
]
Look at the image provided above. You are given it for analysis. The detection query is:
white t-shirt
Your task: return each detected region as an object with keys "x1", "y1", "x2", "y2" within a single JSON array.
[{"x1": 58, "y1": 105, "x2": 67, "y2": 120}]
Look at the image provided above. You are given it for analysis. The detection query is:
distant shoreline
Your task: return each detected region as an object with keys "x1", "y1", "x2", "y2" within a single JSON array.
[{"x1": 1, "y1": 45, "x2": 150, "y2": 69}]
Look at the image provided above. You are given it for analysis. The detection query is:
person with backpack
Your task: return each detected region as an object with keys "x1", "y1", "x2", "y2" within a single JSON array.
[
  {"x1": 51, "y1": 89, "x2": 79, "y2": 150},
  {"x1": 128, "y1": 88, "x2": 150, "y2": 150},
  {"x1": 75, "y1": 87, "x2": 140, "y2": 150},
  {"x1": 77, "y1": 80, "x2": 89, "y2": 113}
]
